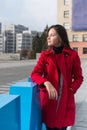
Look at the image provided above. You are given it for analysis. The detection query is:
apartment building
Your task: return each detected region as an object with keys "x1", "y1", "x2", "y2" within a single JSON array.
[
  {"x1": 16, "y1": 30, "x2": 41, "y2": 52},
  {"x1": 0, "y1": 34, "x2": 3, "y2": 53},
  {"x1": 57, "y1": 0, "x2": 87, "y2": 58},
  {"x1": 16, "y1": 30, "x2": 32, "y2": 52},
  {"x1": 4, "y1": 24, "x2": 28, "y2": 53},
  {"x1": 0, "y1": 23, "x2": 1, "y2": 34},
  {"x1": 0, "y1": 23, "x2": 3, "y2": 52}
]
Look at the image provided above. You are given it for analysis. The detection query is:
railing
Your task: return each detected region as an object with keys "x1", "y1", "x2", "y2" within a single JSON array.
[{"x1": 0, "y1": 77, "x2": 46, "y2": 130}]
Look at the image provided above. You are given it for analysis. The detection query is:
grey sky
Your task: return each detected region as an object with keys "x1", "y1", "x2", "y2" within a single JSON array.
[{"x1": 0, "y1": 0, "x2": 57, "y2": 31}]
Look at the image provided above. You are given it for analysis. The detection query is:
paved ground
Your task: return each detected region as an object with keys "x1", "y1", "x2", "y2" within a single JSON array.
[
  {"x1": 71, "y1": 59, "x2": 87, "y2": 130},
  {"x1": 0, "y1": 59, "x2": 36, "y2": 68},
  {"x1": 0, "y1": 60, "x2": 36, "y2": 94},
  {"x1": 0, "y1": 59, "x2": 87, "y2": 130}
]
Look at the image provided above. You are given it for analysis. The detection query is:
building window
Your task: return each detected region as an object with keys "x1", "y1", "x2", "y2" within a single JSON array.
[
  {"x1": 73, "y1": 47, "x2": 78, "y2": 52},
  {"x1": 73, "y1": 35, "x2": 79, "y2": 42},
  {"x1": 63, "y1": 23, "x2": 70, "y2": 29},
  {"x1": 83, "y1": 34, "x2": 87, "y2": 42},
  {"x1": 64, "y1": 11, "x2": 69, "y2": 18},
  {"x1": 64, "y1": 0, "x2": 69, "y2": 5},
  {"x1": 83, "y1": 48, "x2": 87, "y2": 54}
]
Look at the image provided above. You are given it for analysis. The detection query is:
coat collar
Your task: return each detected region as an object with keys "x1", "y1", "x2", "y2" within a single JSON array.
[
  {"x1": 44, "y1": 49, "x2": 54, "y2": 55},
  {"x1": 44, "y1": 48, "x2": 72, "y2": 80},
  {"x1": 44, "y1": 48, "x2": 72, "y2": 56},
  {"x1": 62, "y1": 48, "x2": 72, "y2": 56}
]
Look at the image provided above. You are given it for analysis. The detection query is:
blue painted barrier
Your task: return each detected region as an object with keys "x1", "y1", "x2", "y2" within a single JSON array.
[
  {"x1": 28, "y1": 76, "x2": 32, "y2": 82},
  {"x1": 0, "y1": 76, "x2": 46, "y2": 130},
  {"x1": 0, "y1": 94, "x2": 20, "y2": 130},
  {"x1": 28, "y1": 76, "x2": 46, "y2": 130},
  {"x1": 10, "y1": 82, "x2": 42, "y2": 130}
]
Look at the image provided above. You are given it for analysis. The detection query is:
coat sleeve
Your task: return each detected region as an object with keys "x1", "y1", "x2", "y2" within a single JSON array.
[
  {"x1": 31, "y1": 51, "x2": 48, "y2": 87},
  {"x1": 71, "y1": 51, "x2": 84, "y2": 94}
]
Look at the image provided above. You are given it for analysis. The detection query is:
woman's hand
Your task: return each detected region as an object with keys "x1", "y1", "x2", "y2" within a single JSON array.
[{"x1": 44, "y1": 81, "x2": 58, "y2": 100}]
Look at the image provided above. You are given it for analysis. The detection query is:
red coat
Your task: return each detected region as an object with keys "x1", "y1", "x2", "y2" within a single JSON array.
[{"x1": 31, "y1": 48, "x2": 83, "y2": 128}]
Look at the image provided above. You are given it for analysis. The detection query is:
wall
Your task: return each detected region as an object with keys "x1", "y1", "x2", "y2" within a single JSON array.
[
  {"x1": 70, "y1": 42, "x2": 87, "y2": 58},
  {"x1": 0, "y1": 53, "x2": 20, "y2": 60}
]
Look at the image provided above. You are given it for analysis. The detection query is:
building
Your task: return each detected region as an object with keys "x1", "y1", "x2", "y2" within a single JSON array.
[
  {"x1": 16, "y1": 30, "x2": 32, "y2": 52},
  {"x1": 4, "y1": 24, "x2": 28, "y2": 53},
  {"x1": 0, "y1": 23, "x2": 1, "y2": 34},
  {"x1": 0, "y1": 34, "x2": 3, "y2": 53},
  {"x1": 5, "y1": 24, "x2": 28, "y2": 34},
  {"x1": 16, "y1": 30, "x2": 41, "y2": 52},
  {"x1": 57, "y1": 0, "x2": 87, "y2": 58}
]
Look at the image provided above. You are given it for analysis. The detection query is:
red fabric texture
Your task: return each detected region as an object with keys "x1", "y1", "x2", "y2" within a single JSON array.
[{"x1": 31, "y1": 48, "x2": 83, "y2": 129}]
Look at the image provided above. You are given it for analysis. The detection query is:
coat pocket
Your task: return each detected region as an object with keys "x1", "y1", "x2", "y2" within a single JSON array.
[{"x1": 40, "y1": 89, "x2": 49, "y2": 109}]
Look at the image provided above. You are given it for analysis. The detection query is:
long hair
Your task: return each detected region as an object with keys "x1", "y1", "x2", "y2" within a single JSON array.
[{"x1": 47, "y1": 24, "x2": 71, "y2": 49}]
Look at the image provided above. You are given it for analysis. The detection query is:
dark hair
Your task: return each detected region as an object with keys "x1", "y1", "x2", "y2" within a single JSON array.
[{"x1": 47, "y1": 24, "x2": 71, "y2": 49}]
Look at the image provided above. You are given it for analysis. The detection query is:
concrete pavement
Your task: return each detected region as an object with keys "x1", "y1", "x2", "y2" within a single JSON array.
[
  {"x1": 71, "y1": 59, "x2": 87, "y2": 130},
  {"x1": 0, "y1": 59, "x2": 36, "y2": 68},
  {"x1": 0, "y1": 60, "x2": 36, "y2": 94},
  {"x1": 0, "y1": 59, "x2": 87, "y2": 130}
]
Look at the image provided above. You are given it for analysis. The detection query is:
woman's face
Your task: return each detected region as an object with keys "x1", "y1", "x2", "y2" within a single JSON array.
[{"x1": 47, "y1": 28, "x2": 61, "y2": 47}]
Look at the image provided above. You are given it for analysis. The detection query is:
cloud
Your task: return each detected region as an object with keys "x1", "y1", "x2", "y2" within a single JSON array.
[
  {"x1": 0, "y1": 0, "x2": 57, "y2": 31},
  {"x1": 21, "y1": 0, "x2": 57, "y2": 30}
]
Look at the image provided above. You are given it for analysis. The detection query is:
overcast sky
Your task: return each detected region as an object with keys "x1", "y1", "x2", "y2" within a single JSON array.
[{"x1": 0, "y1": 0, "x2": 57, "y2": 31}]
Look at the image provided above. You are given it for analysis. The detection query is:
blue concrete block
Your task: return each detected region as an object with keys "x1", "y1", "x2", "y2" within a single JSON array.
[
  {"x1": 0, "y1": 94, "x2": 20, "y2": 130},
  {"x1": 42, "y1": 123, "x2": 46, "y2": 130},
  {"x1": 28, "y1": 77, "x2": 46, "y2": 130},
  {"x1": 28, "y1": 76, "x2": 32, "y2": 82},
  {"x1": 10, "y1": 82, "x2": 42, "y2": 130}
]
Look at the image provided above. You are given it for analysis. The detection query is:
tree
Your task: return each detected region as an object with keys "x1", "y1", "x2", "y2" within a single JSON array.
[
  {"x1": 27, "y1": 50, "x2": 35, "y2": 59},
  {"x1": 40, "y1": 25, "x2": 48, "y2": 50},
  {"x1": 20, "y1": 49, "x2": 28, "y2": 58},
  {"x1": 32, "y1": 33, "x2": 42, "y2": 58},
  {"x1": 32, "y1": 25, "x2": 49, "y2": 58}
]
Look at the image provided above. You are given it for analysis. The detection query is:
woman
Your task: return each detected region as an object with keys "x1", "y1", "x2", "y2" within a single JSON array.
[{"x1": 31, "y1": 24, "x2": 83, "y2": 130}]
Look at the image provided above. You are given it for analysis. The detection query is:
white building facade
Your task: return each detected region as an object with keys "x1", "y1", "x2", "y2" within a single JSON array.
[
  {"x1": 4, "y1": 24, "x2": 28, "y2": 53},
  {"x1": 0, "y1": 34, "x2": 3, "y2": 53},
  {"x1": 16, "y1": 30, "x2": 41, "y2": 52}
]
